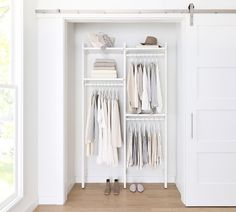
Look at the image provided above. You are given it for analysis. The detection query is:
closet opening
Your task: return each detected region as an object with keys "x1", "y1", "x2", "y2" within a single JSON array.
[{"x1": 64, "y1": 20, "x2": 184, "y2": 200}]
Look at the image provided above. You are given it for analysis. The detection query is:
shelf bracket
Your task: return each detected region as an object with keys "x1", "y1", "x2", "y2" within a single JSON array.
[{"x1": 188, "y1": 3, "x2": 195, "y2": 26}]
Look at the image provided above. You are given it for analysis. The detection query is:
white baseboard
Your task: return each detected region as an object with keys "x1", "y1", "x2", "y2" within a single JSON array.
[
  {"x1": 75, "y1": 175, "x2": 176, "y2": 183},
  {"x1": 67, "y1": 182, "x2": 75, "y2": 195},
  {"x1": 38, "y1": 196, "x2": 65, "y2": 205},
  {"x1": 24, "y1": 199, "x2": 38, "y2": 212},
  {"x1": 175, "y1": 180, "x2": 182, "y2": 193}
]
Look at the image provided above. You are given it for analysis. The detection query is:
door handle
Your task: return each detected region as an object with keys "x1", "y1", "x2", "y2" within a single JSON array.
[{"x1": 191, "y1": 112, "x2": 194, "y2": 139}]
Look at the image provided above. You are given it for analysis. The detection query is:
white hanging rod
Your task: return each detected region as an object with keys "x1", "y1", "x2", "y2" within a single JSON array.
[
  {"x1": 83, "y1": 78, "x2": 124, "y2": 81},
  {"x1": 35, "y1": 9, "x2": 236, "y2": 14},
  {"x1": 126, "y1": 118, "x2": 165, "y2": 121},
  {"x1": 126, "y1": 113, "x2": 166, "y2": 117},
  {"x1": 84, "y1": 83, "x2": 123, "y2": 86},
  {"x1": 127, "y1": 53, "x2": 164, "y2": 57}
]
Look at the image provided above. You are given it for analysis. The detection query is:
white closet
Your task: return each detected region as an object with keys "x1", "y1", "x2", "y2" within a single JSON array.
[
  {"x1": 37, "y1": 13, "x2": 236, "y2": 206},
  {"x1": 81, "y1": 42, "x2": 168, "y2": 188}
]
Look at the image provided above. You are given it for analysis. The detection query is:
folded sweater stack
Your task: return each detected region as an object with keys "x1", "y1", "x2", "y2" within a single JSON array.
[{"x1": 92, "y1": 59, "x2": 117, "y2": 78}]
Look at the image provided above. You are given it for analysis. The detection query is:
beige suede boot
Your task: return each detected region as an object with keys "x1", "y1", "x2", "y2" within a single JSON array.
[
  {"x1": 104, "y1": 179, "x2": 111, "y2": 195},
  {"x1": 113, "y1": 179, "x2": 120, "y2": 195}
]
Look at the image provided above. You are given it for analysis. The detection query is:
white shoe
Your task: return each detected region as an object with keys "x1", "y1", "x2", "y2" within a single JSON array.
[
  {"x1": 137, "y1": 184, "x2": 144, "y2": 193},
  {"x1": 129, "y1": 184, "x2": 136, "y2": 193}
]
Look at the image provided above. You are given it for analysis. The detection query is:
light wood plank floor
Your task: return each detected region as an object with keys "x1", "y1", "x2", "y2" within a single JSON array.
[{"x1": 35, "y1": 184, "x2": 236, "y2": 212}]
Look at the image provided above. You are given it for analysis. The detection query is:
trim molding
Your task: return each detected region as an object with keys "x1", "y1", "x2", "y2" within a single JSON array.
[
  {"x1": 38, "y1": 196, "x2": 65, "y2": 205},
  {"x1": 24, "y1": 199, "x2": 38, "y2": 212}
]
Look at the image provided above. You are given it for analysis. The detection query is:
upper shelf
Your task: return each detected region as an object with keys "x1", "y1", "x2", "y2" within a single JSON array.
[
  {"x1": 126, "y1": 47, "x2": 166, "y2": 51},
  {"x1": 83, "y1": 44, "x2": 167, "y2": 54},
  {"x1": 83, "y1": 47, "x2": 124, "y2": 54}
]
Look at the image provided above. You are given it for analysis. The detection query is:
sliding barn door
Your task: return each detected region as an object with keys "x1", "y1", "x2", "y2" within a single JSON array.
[{"x1": 185, "y1": 14, "x2": 236, "y2": 206}]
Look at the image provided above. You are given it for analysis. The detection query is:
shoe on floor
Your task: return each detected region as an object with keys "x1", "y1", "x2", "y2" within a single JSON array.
[
  {"x1": 113, "y1": 179, "x2": 120, "y2": 195},
  {"x1": 129, "y1": 184, "x2": 136, "y2": 193},
  {"x1": 137, "y1": 183, "x2": 144, "y2": 193},
  {"x1": 104, "y1": 179, "x2": 111, "y2": 195}
]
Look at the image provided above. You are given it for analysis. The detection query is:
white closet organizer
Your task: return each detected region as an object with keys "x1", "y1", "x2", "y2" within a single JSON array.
[{"x1": 81, "y1": 42, "x2": 168, "y2": 189}]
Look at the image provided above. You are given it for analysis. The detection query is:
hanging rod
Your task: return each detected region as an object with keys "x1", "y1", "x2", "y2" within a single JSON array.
[
  {"x1": 84, "y1": 83, "x2": 123, "y2": 87},
  {"x1": 127, "y1": 53, "x2": 164, "y2": 57},
  {"x1": 126, "y1": 118, "x2": 165, "y2": 121}
]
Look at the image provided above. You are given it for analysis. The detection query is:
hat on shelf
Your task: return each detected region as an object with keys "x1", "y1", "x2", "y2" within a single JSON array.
[{"x1": 140, "y1": 36, "x2": 162, "y2": 47}]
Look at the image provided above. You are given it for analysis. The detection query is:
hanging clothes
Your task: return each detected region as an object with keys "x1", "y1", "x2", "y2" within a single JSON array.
[
  {"x1": 155, "y1": 64, "x2": 163, "y2": 113},
  {"x1": 127, "y1": 123, "x2": 163, "y2": 169},
  {"x1": 85, "y1": 89, "x2": 123, "y2": 167},
  {"x1": 127, "y1": 63, "x2": 135, "y2": 112},
  {"x1": 85, "y1": 91, "x2": 97, "y2": 156},
  {"x1": 127, "y1": 61, "x2": 163, "y2": 114},
  {"x1": 141, "y1": 64, "x2": 150, "y2": 111}
]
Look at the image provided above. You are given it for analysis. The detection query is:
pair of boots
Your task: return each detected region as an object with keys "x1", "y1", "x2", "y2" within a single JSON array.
[{"x1": 104, "y1": 179, "x2": 120, "y2": 195}]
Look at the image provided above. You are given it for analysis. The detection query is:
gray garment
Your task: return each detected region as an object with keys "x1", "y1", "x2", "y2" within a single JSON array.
[
  {"x1": 137, "y1": 64, "x2": 143, "y2": 100},
  {"x1": 127, "y1": 127, "x2": 133, "y2": 167},
  {"x1": 151, "y1": 130, "x2": 158, "y2": 167},
  {"x1": 136, "y1": 64, "x2": 143, "y2": 114},
  {"x1": 85, "y1": 92, "x2": 96, "y2": 144},
  {"x1": 85, "y1": 91, "x2": 99, "y2": 156},
  {"x1": 142, "y1": 130, "x2": 148, "y2": 165},
  {"x1": 147, "y1": 130, "x2": 152, "y2": 165},
  {"x1": 138, "y1": 128, "x2": 143, "y2": 169},
  {"x1": 133, "y1": 130, "x2": 138, "y2": 166},
  {"x1": 147, "y1": 65, "x2": 151, "y2": 103},
  {"x1": 150, "y1": 63, "x2": 158, "y2": 110}
]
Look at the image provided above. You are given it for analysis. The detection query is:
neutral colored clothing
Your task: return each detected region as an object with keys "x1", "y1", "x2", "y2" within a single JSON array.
[
  {"x1": 92, "y1": 59, "x2": 118, "y2": 78},
  {"x1": 127, "y1": 62, "x2": 163, "y2": 114},
  {"x1": 94, "y1": 62, "x2": 116, "y2": 67},
  {"x1": 127, "y1": 63, "x2": 135, "y2": 112},
  {"x1": 127, "y1": 125, "x2": 163, "y2": 169},
  {"x1": 94, "y1": 66, "x2": 116, "y2": 70},
  {"x1": 156, "y1": 64, "x2": 163, "y2": 113},
  {"x1": 86, "y1": 90, "x2": 122, "y2": 167},
  {"x1": 141, "y1": 65, "x2": 150, "y2": 111}
]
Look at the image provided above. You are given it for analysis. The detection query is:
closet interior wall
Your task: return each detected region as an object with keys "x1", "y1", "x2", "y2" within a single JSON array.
[{"x1": 65, "y1": 22, "x2": 180, "y2": 187}]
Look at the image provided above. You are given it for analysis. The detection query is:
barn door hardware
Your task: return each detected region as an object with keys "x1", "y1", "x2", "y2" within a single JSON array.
[{"x1": 188, "y1": 3, "x2": 195, "y2": 26}]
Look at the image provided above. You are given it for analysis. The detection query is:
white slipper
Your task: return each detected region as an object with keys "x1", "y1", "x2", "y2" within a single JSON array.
[
  {"x1": 129, "y1": 184, "x2": 136, "y2": 193},
  {"x1": 137, "y1": 184, "x2": 144, "y2": 193}
]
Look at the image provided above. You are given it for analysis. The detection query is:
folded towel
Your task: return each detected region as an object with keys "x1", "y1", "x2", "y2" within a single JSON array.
[
  {"x1": 91, "y1": 73, "x2": 117, "y2": 78},
  {"x1": 94, "y1": 66, "x2": 116, "y2": 70},
  {"x1": 94, "y1": 62, "x2": 116, "y2": 67},
  {"x1": 92, "y1": 70, "x2": 117, "y2": 74},
  {"x1": 95, "y1": 59, "x2": 116, "y2": 63}
]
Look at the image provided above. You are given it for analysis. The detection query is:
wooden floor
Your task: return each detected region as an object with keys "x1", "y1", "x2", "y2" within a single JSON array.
[{"x1": 35, "y1": 184, "x2": 236, "y2": 212}]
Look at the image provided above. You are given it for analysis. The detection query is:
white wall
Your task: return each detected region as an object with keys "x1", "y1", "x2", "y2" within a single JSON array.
[
  {"x1": 10, "y1": 0, "x2": 38, "y2": 211},
  {"x1": 38, "y1": 18, "x2": 65, "y2": 205},
  {"x1": 37, "y1": 0, "x2": 236, "y2": 9}
]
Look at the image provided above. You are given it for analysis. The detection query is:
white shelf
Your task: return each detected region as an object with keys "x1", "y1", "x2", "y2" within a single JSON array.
[
  {"x1": 83, "y1": 46, "x2": 166, "y2": 54},
  {"x1": 84, "y1": 47, "x2": 123, "y2": 50},
  {"x1": 126, "y1": 114, "x2": 166, "y2": 121},
  {"x1": 126, "y1": 47, "x2": 166, "y2": 51},
  {"x1": 126, "y1": 113, "x2": 166, "y2": 117},
  {"x1": 83, "y1": 47, "x2": 124, "y2": 54}
]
